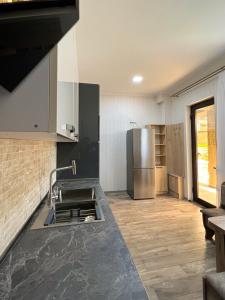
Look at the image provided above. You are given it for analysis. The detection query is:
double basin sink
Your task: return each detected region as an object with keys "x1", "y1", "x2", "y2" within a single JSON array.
[{"x1": 44, "y1": 185, "x2": 105, "y2": 228}]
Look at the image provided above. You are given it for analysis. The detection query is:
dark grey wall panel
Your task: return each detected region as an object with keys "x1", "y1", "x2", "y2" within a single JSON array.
[{"x1": 57, "y1": 83, "x2": 99, "y2": 179}]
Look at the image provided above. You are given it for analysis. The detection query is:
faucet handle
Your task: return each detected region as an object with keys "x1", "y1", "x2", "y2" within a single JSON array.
[
  {"x1": 52, "y1": 186, "x2": 59, "y2": 202},
  {"x1": 72, "y1": 160, "x2": 77, "y2": 175},
  {"x1": 53, "y1": 185, "x2": 58, "y2": 195}
]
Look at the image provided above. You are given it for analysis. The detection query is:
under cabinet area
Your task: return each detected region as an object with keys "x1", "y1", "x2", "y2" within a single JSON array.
[
  {"x1": 168, "y1": 173, "x2": 184, "y2": 199},
  {"x1": 0, "y1": 26, "x2": 79, "y2": 142}
]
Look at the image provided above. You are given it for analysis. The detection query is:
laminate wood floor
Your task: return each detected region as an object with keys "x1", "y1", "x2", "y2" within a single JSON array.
[{"x1": 107, "y1": 193, "x2": 216, "y2": 300}]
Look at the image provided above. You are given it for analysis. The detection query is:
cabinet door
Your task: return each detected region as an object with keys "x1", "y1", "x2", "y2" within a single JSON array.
[
  {"x1": 0, "y1": 56, "x2": 49, "y2": 132},
  {"x1": 57, "y1": 25, "x2": 79, "y2": 138},
  {"x1": 166, "y1": 124, "x2": 184, "y2": 177},
  {"x1": 155, "y1": 166, "x2": 168, "y2": 193},
  {"x1": 57, "y1": 82, "x2": 75, "y2": 136}
]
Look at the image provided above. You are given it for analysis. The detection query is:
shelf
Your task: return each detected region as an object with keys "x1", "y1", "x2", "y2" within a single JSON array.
[
  {"x1": 146, "y1": 124, "x2": 167, "y2": 169},
  {"x1": 149, "y1": 123, "x2": 168, "y2": 194}
]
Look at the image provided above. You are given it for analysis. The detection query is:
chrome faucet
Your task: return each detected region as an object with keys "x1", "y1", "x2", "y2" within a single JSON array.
[{"x1": 49, "y1": 160, "x2": 76, "y2": 209}]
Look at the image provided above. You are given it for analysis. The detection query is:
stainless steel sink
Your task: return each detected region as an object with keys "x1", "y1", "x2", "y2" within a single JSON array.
[
  {"x1": 44, "y1": 187, "x2": 104, "y2": 227},
  {"x1": 59, "y1": 188, "x2": 96, "y2": 202}
]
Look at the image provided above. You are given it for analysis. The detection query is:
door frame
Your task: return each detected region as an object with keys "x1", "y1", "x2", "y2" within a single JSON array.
[{"x1": 190, "y1": 97, "x2": 216, "y2": 208}]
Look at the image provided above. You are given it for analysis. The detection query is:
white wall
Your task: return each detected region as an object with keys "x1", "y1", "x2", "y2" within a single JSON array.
[
  {"x1": 100, "y1": 95, "x2": 163, "y2": 191},
  {"x1": 57, "y1": 26, "x2": 79, "y2": 83},
  {"x1": 167, "y1": 79, "x2": 217, "y2": 124},
  {"x1": 165, "y1": 76, "x2": 225, "y2": 204}
]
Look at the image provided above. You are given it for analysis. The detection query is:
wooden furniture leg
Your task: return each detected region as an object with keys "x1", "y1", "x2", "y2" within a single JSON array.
[
  {"x1": 202, "y1": 214, "x2": 215, "y2": 240},
  {"x1": 215, "y1": 230, "x2": 225, "y2": 272},
  {"x1": 203, "y1": 277, "x2": 207, "y2": 300}
]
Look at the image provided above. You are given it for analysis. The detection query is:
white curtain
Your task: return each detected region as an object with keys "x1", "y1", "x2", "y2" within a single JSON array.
[{"x1": 215, "y1": 71, "x2": 225, "y2": 205}]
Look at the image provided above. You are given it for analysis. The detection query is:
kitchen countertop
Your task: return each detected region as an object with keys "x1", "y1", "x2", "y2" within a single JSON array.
[{"x1": 0, "y1": 179, "x2": 149, "y2": 300}]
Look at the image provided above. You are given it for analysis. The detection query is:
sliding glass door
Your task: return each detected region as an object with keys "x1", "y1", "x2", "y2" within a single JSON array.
[{"x1": 191, "y1": 98, "x2": 217, "y2": 207}]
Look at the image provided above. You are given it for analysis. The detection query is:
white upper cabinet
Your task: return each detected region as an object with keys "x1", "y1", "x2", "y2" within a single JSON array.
[
  {"x1": 56, "y1": 26, "x2": 79, "y2": 139},
  {"x1": 0, "y1": 25, "x2": 79, "y2": 142}
]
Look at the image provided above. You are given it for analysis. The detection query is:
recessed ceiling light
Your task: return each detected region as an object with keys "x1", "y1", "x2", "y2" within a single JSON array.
[{"x1": 132, "y1": 75, "x2": 144, "y2": 84}]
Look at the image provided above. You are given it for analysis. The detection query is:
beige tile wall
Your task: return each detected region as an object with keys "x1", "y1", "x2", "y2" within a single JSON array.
[{"x1": 0, "y1": 139, "x2": 56, "y2": 257}]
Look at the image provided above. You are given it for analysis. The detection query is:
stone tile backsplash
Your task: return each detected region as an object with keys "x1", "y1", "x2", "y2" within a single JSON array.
[{"x1": 0, "y1": 139, "x2": 56, "y2": 257}]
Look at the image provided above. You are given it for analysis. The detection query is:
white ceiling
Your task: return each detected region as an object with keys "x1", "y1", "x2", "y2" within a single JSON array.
[{"x1": 76, "y1": 0, "x2": 225, "y2": 96}]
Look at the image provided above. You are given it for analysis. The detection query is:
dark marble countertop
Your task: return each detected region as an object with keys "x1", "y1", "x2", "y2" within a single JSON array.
[{"x1": 0, "y1": 179, "x2": 149, "y2": 300}]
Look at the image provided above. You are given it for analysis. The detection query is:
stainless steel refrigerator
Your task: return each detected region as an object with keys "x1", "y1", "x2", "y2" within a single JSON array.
[{"x1": 127, "y1": 128, "x2": 155, "y2": 199}]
